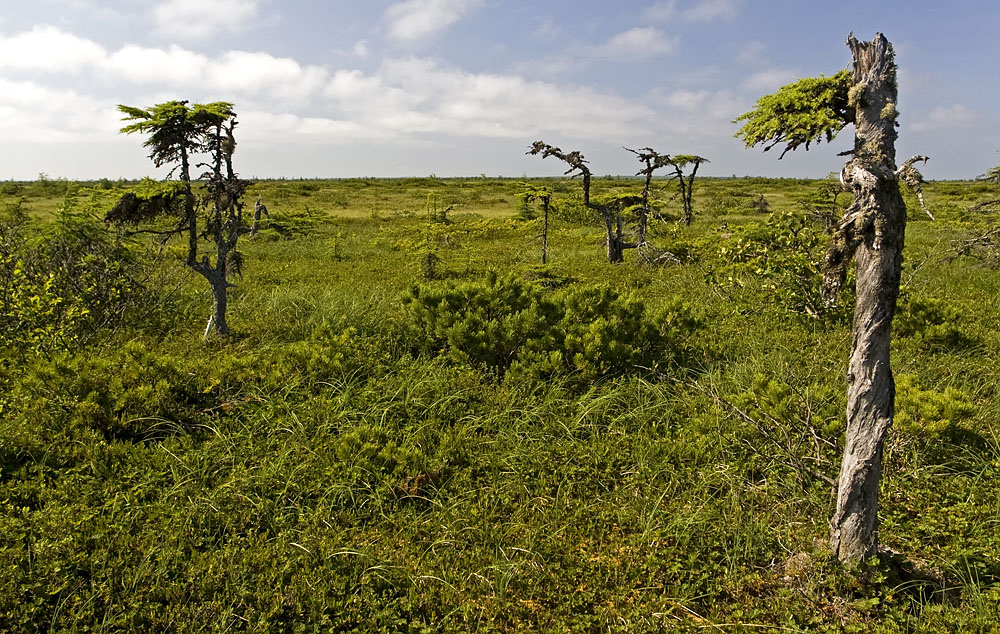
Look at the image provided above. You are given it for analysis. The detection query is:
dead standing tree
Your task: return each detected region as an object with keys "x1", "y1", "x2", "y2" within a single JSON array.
[
  {"x1": 528, "y1": 141, "x2": 640, "y2": 263},
  {"x1": 736, "y1": 33, "x2": 929, "y2": 564}
]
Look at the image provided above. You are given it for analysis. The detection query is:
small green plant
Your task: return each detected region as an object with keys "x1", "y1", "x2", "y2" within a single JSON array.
[
  {"x1": 894, "y1": 374, "x2": 976, "y2": 439},
  {"x1": 894, "y1": 292, "x2": 966, "y2": 348}
]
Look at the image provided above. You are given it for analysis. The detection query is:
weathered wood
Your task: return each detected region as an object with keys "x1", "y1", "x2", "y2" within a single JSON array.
[{"x1": 828, "y1": 33, "x2": 907, "y2": 563}]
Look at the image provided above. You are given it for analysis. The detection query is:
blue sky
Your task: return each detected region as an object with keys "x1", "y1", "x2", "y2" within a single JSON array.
[{"x1": 0, "y1": 0, "x2": 996, "y2": 180}]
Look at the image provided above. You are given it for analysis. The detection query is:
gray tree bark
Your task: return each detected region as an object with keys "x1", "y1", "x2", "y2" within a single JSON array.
[{"x1": 827, "y1": 33, "x2": 907, "y2": 563}]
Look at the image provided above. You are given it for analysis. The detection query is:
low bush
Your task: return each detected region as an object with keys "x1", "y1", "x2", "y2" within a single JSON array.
[{"x1": 402, "y1": 272, "x2": 700, "y2": 383}]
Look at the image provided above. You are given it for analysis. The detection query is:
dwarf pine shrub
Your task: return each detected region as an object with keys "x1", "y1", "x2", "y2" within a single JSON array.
[{"x1": 402, "y1": 272, "x2": 700, "y2": 383}]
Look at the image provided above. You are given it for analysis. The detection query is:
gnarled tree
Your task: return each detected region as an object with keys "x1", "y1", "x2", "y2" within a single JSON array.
[
  {"x1": 112, "y1": 100, "x2": 250, "y2": 337},
  {"x1": 736, "y1": 33, "x2": 928, "y2": 563},
  {"x1": 528, "y1": 141, "x2": 638, "y2": 263},
  {"x1": 625, "y1": 147, "x2": 672, "y2": 246}
]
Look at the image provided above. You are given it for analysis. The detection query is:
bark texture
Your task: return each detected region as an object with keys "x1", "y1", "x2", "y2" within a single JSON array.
[{"x1": 827, "y1": 33, "x2": 907, "y2": 563}]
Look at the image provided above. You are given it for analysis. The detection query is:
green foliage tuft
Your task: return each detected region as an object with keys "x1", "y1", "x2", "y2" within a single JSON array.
[
  {"x1": 894, "y1": 375, "x2": 976, "y2": 439},
  {"x1": 734, "y1": 70, "x2": 852, "y2": 158}
]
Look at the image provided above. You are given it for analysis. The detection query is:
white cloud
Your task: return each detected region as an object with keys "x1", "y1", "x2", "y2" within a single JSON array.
[
  {"x1": 383, "y1": 0, "x2": 482, "y2": 44},
  {"x1": 239, "y1": 111, "x2": 371, "y2": 143},
  {"x1": 104, "y1": 44, "x2": 208, "y2": 85},
  {"x1": 205, "y1": 51, "x2": 329, "y2": 103},
  {"x1": 741, "y1": 68, "x2": 797, "y2": 93},
  {"x1": 322, "y1": 57, "x2": 653, "y2": 141},
  {"x1": 594, "y1": 27, "x2": 678, "y2": 60},
  {"x1": 911, "y1": 104, "x2": 976, "y2": 132},
  {"x1": 682, "y1": 0, "x2": 739, "y2": 22},
  {"x1": 643, "y1": 1, "x2": 677, "y2": 22},
  {"x1": 153, "y1": 0, "x2": 262, "y2": 40},
  {"x1": 655, "y1": 89, "x2": 709, "y2": 111},
  {"x1": 0, "y1": 78, "x2": 118, "y2": 143},
  {"x1": 0, "y1": 26, "x2": 107, "y2": 72},
  {"x1": 353, "y1": 40, "x2": 370, "y2": 59}
]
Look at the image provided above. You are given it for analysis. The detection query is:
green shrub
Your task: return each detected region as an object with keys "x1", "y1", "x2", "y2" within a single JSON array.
[
  {"x1": 895, "y1": 292, "x2": 967, "y2": 348},
  {"x1": 894, "y1": 374, "x2": 976, "y2": 438},
  {"x1": 0, "y1": 200, "x2": 152, "y2": 357},
  {"x1": 710, "y1": 210, "x2": 850, "y2": 321},
  {"x1": 402, "y1": 272, "x2": 700, "y2": 383}
]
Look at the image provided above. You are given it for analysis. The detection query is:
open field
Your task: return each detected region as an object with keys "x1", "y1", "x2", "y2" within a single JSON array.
[{"x1": 2, "y1": 176, "x2": 1000, "y2": 631}]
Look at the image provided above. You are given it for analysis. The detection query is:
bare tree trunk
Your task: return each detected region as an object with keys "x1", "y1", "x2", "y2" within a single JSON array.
[
  {"x1": 828, "y1": 33, "x2": 907, "y2": 563},
  {"x1": 679, "y1": 170, "x2": 693, "y2": 226},
  {"x1": 603, "y1": 211, "x2": 625, "y2": 263},
  {"x1": 209, "y1": 272, "x2": 230, "y2": 337},
  {"x1": 541, "y1": 197, "x2": 549, "y2": 265}
]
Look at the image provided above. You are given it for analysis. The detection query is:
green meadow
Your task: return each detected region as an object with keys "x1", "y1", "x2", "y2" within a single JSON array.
[{"x1": 2, "y1": 175, "x2": 999, "y2": 631}]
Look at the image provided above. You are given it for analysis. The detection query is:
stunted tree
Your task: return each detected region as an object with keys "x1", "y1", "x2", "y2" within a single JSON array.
[
  {"x1": 624, "y1": 147, "x2": 710, "y2": 237},
  {"x1": 736, "y1": 33, "x2": 928, "y2": 563},
  {"x1": 110, "y1": 100, "x2": 250, "y2": 337},
  {"x1": 667, "y1": 155, "x2": 709, "y2": 226},
  {"x1": 528, "y1": 141, "x2": 640, "y2": 263},
  {"x1": 625, "y1": 147, "x2": 670, "y2": 246},
  {"x1": 519, "y1": 184, "x2": 553, "y2": 264}
]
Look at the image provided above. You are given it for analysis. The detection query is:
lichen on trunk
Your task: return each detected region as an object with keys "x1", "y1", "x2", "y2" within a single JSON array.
[{"x1": 827, "y1": 33, "x2": 908, "y2": 563}]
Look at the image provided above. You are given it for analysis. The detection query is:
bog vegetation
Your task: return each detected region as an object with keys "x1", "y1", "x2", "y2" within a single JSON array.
[{"x1": 2, "y1": 168, "x2": 1000, "y2": 631}]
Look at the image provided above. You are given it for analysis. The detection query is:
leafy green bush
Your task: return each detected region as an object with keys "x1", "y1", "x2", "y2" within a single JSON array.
[
  {"x1": 895, "y1": 292, "x2": 967, "y2": 348},
  {"x1": 894, "y1": 374, "x2": 976, "y2": 439},
  {"x1": 402, "y1": 272, "x2": 700, "y2": 382},
  {"x1": 710, "y1": 210, "x2": 851, "y2": 321},
  {"x1": 0, "y1": 199, "x2": 151, "y2": 358}
]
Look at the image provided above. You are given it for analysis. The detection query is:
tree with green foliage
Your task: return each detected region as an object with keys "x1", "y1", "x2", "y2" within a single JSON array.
[
  {"x1": 624, "y1": 147, "x2": 672, "y2": 245},
  {"x1": 666, "y1": 154, "x2": 709, "y2": 226},
  {"x1": 518, "y1": 183, "x2": 553, "y2": 264},
  {"x1": 528, "y1": 141, "x2": 640, "y2": 263},
  {"x1": 111, "y1": 100, "x2": 250, "y2": 337},
  {"x1": 736, "y1": 33, "x2": 928, "y2": 563}
]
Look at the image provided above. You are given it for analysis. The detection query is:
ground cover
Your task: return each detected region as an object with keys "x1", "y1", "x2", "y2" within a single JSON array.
[{"x1": 2, "y1": 176, "x2": 999, "y2": 631}]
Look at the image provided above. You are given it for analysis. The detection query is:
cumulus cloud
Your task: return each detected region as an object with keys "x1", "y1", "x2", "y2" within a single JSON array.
[
  {"x1": 104, "y1": 44, "x2": 208, "y2": 85},
  {"x1": 593, "y1": 27, "x2": 678, "y2": 60},
  {"x1": 383, "y1": 0, "x2": 482, "y2": 44},
  {"x1": 6, "y1": 30, "x2": 331, "y2": 109},
  {"x1": 323, "y1": 57, "x2": 654, "y2": 141},
  {"x1": 153, "y1": 0, "x2": 262, "y2": 40},
  {"x1": 0, "y1": 77, "x2": 119, "y2": 142},
  {"x1": 911, "y1": 104, "x2": 977, "y2": 132},
  {"x1": 0, "y1": 24, "x2": 655, "y2": 150},
  {"x1": 0, "y1": 26, "x2": 107, "y2": 72}
]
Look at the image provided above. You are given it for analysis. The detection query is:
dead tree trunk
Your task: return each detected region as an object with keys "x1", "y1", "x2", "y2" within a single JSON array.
[
  {"x1": 541, "y1": 195, "x2": 550, "y2": 265},
  {"x1": 603, "y1": 211, "x2": 626, "y2": 263},
  {"x1": 825, "y1": 33, "x2": 907, "y2": 563}
]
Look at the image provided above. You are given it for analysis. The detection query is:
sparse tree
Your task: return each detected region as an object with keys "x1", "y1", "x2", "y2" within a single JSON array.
[
  {"x1": 666, "y1": 154, "x2": 709, "y2": 226},
  {"x1": 624, "y1": 147, "x2": 673, "y2": 246},
  {"x1": 528, "y1": 141, "x2": 641, "y2": 263},
  {"x1": 110, "y1": 100, "x2": 250, "y2": 337},
  {"x1": 519, "y1": 184, "x2": 553, "y2": 264},
  {"x1": 736, "y1": 33, "x2": 928, "y2": 563}
]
